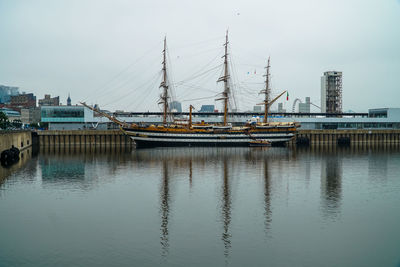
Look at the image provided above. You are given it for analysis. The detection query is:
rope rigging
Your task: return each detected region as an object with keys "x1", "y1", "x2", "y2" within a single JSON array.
[{"x1": 82, "y1": 34, "x2": 283, "y2": 114}]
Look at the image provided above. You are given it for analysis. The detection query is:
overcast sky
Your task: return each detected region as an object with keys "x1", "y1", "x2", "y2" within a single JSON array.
[{"x1": 1, "y1": 0, "x2": 399, "y2": 112}]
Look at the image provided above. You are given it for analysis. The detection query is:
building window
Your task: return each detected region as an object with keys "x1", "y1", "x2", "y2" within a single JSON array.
[{"x1": 41, "y1": 108, "x2": 84, "y2": 118}]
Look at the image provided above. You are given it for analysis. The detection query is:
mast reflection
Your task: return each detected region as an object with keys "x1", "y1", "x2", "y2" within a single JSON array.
[
  {"x1": 160, "y1": 160, "x2": 170, "y2": 258},
  {"x1": 189, "y1": 159, "x2": 193, "y2": 190},
  {"x1": 221, "y1": 158, "x2": 232, "y2": 259},
  {"x1": 263, "y1": 159, "x2": 272, "y2": 235}
]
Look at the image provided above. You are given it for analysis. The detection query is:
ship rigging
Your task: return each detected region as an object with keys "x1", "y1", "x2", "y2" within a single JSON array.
[{"x1": 81, "y1": 32, "x2": 298, "y2": 148}]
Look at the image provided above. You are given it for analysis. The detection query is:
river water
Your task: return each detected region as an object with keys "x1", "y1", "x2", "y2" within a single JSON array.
[{"x1": 0, "y1": 146, "x2": 399, "y2": 267}]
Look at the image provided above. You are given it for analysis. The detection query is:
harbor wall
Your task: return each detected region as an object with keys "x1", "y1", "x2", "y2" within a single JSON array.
[
  {"x1": 0, "y1": 131, "x2": 32, "y2": 152},
  {"x1": 290, "y1": 129, "x2": 400, "y2": 146},
  {"x1": 36, "y1": 129, "x2": 400, "y2": 147},
  {"x1": 37, "y1": 130, "x2": 134, "y2": 147}
]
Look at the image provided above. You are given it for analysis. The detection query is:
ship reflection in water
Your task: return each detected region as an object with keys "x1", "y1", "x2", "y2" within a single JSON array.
[{"x1": 0, "y1": 145, "x2": 400, "y2": 266}]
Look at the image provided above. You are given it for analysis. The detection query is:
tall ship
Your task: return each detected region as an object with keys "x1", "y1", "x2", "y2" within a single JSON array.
[{"x1": 82, "y1": 32, "x2": 298, "y2": 148}]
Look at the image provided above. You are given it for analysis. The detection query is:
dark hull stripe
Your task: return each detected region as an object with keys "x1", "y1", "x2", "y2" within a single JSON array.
[
  {"x1": 130, "y1": 135, "x2": 292, "y2": 140},
  {"x1": 134, "y1": 139, "x2": 287, "y2": 148}
]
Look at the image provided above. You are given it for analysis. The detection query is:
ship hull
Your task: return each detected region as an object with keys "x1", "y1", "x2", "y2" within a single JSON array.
[
  {"x1": 133, "y1": 139, "x2": 252, "y2": 148},
  {"x1": 122, "y1": 127, "x2": 295, "y2": 148}
]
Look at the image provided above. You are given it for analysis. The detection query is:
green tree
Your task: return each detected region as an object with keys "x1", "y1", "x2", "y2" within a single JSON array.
[
  {"x1": 12, "y1": 119, "x2": 22, "y2": 129},
  {"x1": 0, "y1": 111, "x2": 8, "y2": 129}
]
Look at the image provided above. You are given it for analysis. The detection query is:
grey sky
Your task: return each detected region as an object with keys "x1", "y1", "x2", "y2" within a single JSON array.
[{"x1": 1, "y1": 0, "x2": 399, "y2": 112}]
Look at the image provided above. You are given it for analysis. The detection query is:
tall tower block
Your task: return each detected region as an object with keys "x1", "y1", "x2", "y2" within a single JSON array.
[{"x1": 321, "y1": 71, "x2": 342, "y2": 113}]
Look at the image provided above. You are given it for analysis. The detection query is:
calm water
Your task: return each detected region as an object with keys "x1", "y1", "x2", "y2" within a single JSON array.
[{"x1": 0, "y1": 146, "x2": 400, "y2": 267}]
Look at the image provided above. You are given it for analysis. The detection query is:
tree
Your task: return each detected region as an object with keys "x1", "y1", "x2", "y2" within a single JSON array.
[
  {"x1": 11, "y1": 119, "x2": 22, "y2": 129},
  {"x1": 0, "y1": 111, "x2": 8, "y2": 129}
]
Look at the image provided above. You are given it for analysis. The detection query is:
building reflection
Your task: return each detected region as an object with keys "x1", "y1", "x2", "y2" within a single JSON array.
[
  {"x1": 320, "y1": 154, "x2": 342, "y2": 219},
  {"x1": 39, "y1": 145, "x2": 134, "y2": 190}
]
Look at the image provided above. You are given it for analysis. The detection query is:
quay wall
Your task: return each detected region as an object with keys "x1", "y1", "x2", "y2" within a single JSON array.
[
  {"x1": 36, "y1": 129, "x2": 400, "y2": 147},
  {"x1": 0, "y1": 131, "x2": 32, "y2": 152},
  {"x1": 290, "y1": 129, "x2": 400, "y2": 146},
  {"x1": 37, "y1": 130, "x2": 134, "y2": 147}
]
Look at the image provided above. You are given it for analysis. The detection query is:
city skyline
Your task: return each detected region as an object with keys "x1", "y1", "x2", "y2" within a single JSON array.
[{"x1": 1, "y1": 0, "x2": 399, "y2": 113}]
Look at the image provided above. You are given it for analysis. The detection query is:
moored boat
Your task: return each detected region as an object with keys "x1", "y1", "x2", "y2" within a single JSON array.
[{"x1": 82, "y1": 32, "x2": 298, "y2": 148}]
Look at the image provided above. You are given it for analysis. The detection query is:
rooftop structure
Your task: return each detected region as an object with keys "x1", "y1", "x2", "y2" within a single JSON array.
[
  {"x1": 321, "y1": 71, "x2": 342, "y2": 113},
  {"x1": 38, "y1": 94, "x2": 60, "y2": 106},
  {"x1": 67, "y1": 94, "x2": 71, "y2": 106}
]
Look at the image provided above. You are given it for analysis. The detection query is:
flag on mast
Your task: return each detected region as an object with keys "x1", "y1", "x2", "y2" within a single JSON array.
[{"x1": 286, "y1": 91, "x2": 289, "y2": 101}]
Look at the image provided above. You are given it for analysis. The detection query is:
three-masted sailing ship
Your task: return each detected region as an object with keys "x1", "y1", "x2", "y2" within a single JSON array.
[{"x1": 82, "y1": 32, "x2": 298, "y2": 148}]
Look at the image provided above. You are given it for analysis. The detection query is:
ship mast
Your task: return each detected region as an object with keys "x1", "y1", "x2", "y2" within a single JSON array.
[
  {"x1": 217, "y1": 31, "x2": 230, "y2": 126},
  {"x1": 263, "y1": 57, "x2": 271, "y2": 123},
  {"x1": 160, "y1": 37, "x2": 169, "y2": 125}
]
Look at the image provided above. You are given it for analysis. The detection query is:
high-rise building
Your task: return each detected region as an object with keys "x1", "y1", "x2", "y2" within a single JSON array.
[
  {"x1": 200, "y1": 105, "x2": 215, "y2": 112},
  {"x1": 38, "y1": 94, "x2": 60, "y2": 106},
  {"x1": 278, "y1": 103, "x2": 286, "y2": 113},
  {"x1": 10, "y1": 93, "x2": 36, "y2": 111},
  {"x1": 0, "y1": 85, "x2": 19, "y2": 103},
  {"x1": 299, "y1": 97, "x2": 311, "y2": 113},
  {"x1": 170, "y1": 101, "x2": 182, "y2": 112},
  {"x1": 321, "y1": 71, "x2": 342, "y2": 113},
  {"x1": 21, "y1": 108, "x2": 41, "y2": 125},
  {"x1": 253, "y1": 106, "x2": 262, "y2": 112}
]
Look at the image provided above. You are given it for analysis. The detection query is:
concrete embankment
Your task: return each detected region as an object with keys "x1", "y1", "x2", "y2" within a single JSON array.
[
  {"x1": 36, "y1": 129, "x2": 400, "y2": 147},
  {"x1": 0, "y1": 131, "x2": 32, "y2": 151},
  {"x1": 37, "y1": 130, "x2": 134, "y2": 146},
  {"x1": 0, "y1": 131, "x2": 34, "y2": 184},
  {"x1": 289, "y1": 129, "x2": 400, "y2": 146}
]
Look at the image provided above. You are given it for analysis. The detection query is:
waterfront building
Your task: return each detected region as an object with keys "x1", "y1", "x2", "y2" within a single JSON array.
[
  {"x1": 299, "y1": 97, "x2": 311, "y2": 113},
  {"x1": 0, "y1": 107, "x2": 21, "y2": 122},
  {"x1": 41, "y1": 105, "x2": 400, "y2": 131},
  {"x1": 253, "y1": 106, "x2": 262, "y2": 112},
  {"x1": 170, "y1": 101, "x2": 182, "y2": 112},
  {"x1": 41, "y1": 105, "x2": 110, "y2": 130},
  {"x1": 200, "y1": 105, "x2": 215, "y2": 112},
  {"x1": 278, "y1": 103, "x2": 286, "y2": 113},
  {"x1": 10, "y1": 93, "x2": 36, "y2": 111},
  {"x1": 321, "y1": 71, "x2": 342, "y2": 113},
  {"x1": 38, "y1": 94, "x2": 60, "y2": 106},
  {"x1": 272, "y1": 108, "x2": 400, "y2": 130},
  {"x1": 0, "y1": 85, "x2": 19, "y2": 103},
  {"x1": 21, "y1": 108, "x2": 41, "y2": 125}
]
